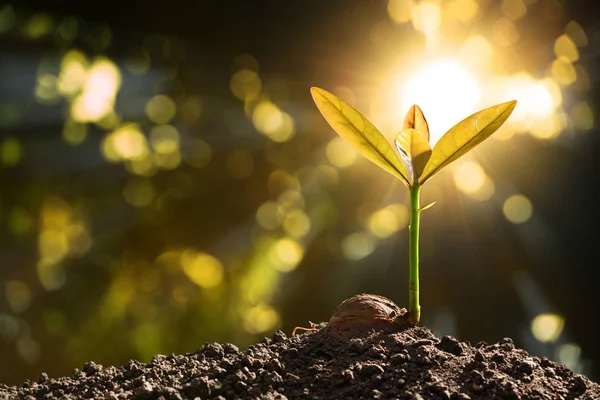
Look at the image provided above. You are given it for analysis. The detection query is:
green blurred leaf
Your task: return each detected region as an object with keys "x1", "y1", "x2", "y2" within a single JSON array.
[
  {"x1": 395, "y1": 128, "x2": 432, "y2": 185},
  {"x1": 403, "y1": 105, "x2": 430, "y2": 142},
  {"x1": 418, "y1": 100, "x2": 517, "y2": 185},
  {"x1": 311, "y1": 87, "x2": 410, "y2": 187}
]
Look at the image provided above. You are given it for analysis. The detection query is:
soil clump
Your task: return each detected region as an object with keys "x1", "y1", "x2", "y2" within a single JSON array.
[{"x1": 1, "y1": 295, "x2": 597, "y2": 399}]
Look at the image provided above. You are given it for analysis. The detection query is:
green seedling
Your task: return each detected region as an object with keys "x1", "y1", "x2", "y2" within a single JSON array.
[{"x1": 311, "y1": 87, "x2": 516, "y2": 325}]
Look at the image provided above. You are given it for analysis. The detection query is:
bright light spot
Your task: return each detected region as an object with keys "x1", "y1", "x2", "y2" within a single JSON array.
[
  {"x1": 270, "y1": 238, "x2": 304, "y2": 272},
  {"x1": 150, "y1": 125, "x2": 180, "y2": 154},
  {"x1": 571, "y1": 101, "x2": 594, "y2": 131},
  {"x1": 182, "y1": 138, "x2": 212, "y2": 168},
  {"x1": 243, "y1": 304, "x2": 279, "y2": 334},
  {"x1": 57, "y1": 50, "x2": 88, "y2": 96},
  {"x1": 400, "y1": 61, "x2": 480, "y2": 145},
  {"x1": 411, "y1": 2, "x2": 440, "y2": 36},
  {"x1": 460, "y1": 35, "x2": 492, "y2": 67},
  {"x1": 225, "y1": 150, "x2": 254, "y2": 179},
  {"x1": 182, "y1": 251, "x2": 224, "y2": 288},
  {"x1": 230, "y1": 69, "x2": 262, "y2": 101},
  {"x1": 283, "y1": 209, "x2": 311, "y2": 239},
  {"x1": 341, "y1": 232, "x2": 376, "y2": 260},
  {"x1": 501, "y1": 0, "x2": 527, "y2": 20},
  {"x1": 326, "y1": 137, "x2": 358, "y2": 168},
  {"x1": 1, "y1": 137, "x2": 22, "y2": 166},
  {"x1": 62, "y1": 120, "x2": 88, "y2": 145},
  {"x1": 102, "y1": 124, "x2": 149, "y2": 162},
  {"x1": 252, "y1": 101, "x2": 296, "y2": 143},
  {"x1": 565, "y1": 21, "x2": 588, "y2": 47},
  {"x1": 453, "y1": 161, "x2": 486, "y2": 194},
  {"x1": 499, "y1": 75, "x2": 560, "y2": 138},
  {"x1": 71, "y1": 58, "x2": 121, "y2": 122},
  {"x1": 145, "y1": 95, "x2": 176, "y2": 124},
  {"x1": 446, "y1": 0, "x2": 478, "y2": 22},
  {"x1": 531, "y1": 313, "x2": 565, "y2": 343},
  {"x1": 551, "y1": 58, "x2": 577, "y2": 86},
  {"x1": 493, "y1": 18, "x2": 520, "y2": 47},
  {"x1": 5, "y1": 281, "x2": 32, "y2": 313},
  {"x1": 557, "y1": 343, "x2": 581, "y2": 371},
  {"x1": 368, "y1": 204, "x2": 409, "y2": 239},
  {"x1": 503, "y1": 194, "x2": 532, "y2": 224},
  {"x1": 123, "y1": 178, "x2": 155, "y2": 207},
  {"x1": 554, "y1": 34, "x2": 579, "y2": 62},
  {"x1": 387, "y1": 0, "x2": 414, "y2": 24},
  {"x1": 256, "y1": 202, "x2": 282, "y2": 230}
]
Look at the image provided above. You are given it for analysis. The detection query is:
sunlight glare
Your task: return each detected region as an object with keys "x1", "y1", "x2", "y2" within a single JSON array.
[{"x1": 399, "y1": 61, "x2": 480, "y2": 145}]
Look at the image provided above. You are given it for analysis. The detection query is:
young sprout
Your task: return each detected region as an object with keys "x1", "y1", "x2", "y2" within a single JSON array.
[{"x1": 311, "y1": 87, "x2": 516, "y2": 326}]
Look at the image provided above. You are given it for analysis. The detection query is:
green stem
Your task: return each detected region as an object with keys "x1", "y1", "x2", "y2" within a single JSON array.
[{"x1": 408, "y1": 183, "x2": 421, "y2": 325}]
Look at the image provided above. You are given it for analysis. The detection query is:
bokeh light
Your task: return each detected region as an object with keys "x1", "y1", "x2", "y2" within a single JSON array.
[
  {"x1": 531, "y1": 313, "x2": 565, "y2": 343},
  {"x1": 503, "y1": 195, "x2": 533, "y2": 224},
  {"x1": 0, "y1": 0, "x2": 597, "y2": 387}
]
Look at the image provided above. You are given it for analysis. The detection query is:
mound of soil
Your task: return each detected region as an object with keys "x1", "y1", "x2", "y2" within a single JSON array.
[{"x1": 1, "y1": 295, "x2": 598, "y2": 399}]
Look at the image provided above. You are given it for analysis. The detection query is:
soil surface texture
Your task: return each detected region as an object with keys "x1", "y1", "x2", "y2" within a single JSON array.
[{"x1": 1, "y1": 295, "x2": 598, "y2": 399}]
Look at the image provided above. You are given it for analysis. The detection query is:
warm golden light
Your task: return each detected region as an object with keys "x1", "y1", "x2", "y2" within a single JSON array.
[
  {"x1": 411, "y1": 2, "x2": 440, "y2": 36},
  {"x1": 182, "y1": 251, "x2": 224, "y2": 288},
  {"x1": 453, "y1": 161, "x2": 486, "y2": 194},
  {"x1": 252, "y1": 101, "x2": 295, "y2": 143},
  {"x1": 531, "y1": 313, "x2": 565, "y2": 343},
  {"x1": 326, "y1": 137, "x2": 358, "y2": 168},
  {"x1": 71, "y1": 58, "x2": 121, "y2": 123},
  {"x1": 283, "y1": 209, "x2": 311, "y2": 239},
  {"x1": 243, "y1": 304, "x2": 279, "y2": 334},
  {"x1": 503, "y1": 194, "x2": 533, "y2": 224},
  {"x1": 387, "y1": 0, "x2": 414, "y2": 24},
  {"x1": 399, "y1": 61, "x2": 480, "y2": 145},
  {"x1": 341, "y1": 232, "x2": 376, "y2": 260},
  {"x1": 368, "y1": 204, "x2": 408, "y2": 239},
  {"x1": 270, "y1": 238, "x2": 304, "y2": 272}
]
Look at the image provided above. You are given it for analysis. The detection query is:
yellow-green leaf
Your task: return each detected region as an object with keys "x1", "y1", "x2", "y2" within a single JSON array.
[
  {"x1": 403, "y1": 105, "x2": 430, "y2": 142},
  {"x1": 311, "y1": 87, "x2": 410, "y2": 186},
  {"x1": 395, "y1": 128, "x2": 432, "y2": 185},
  {"x1": 418, "y1": 100, "x2": 517, "y2": 185}
]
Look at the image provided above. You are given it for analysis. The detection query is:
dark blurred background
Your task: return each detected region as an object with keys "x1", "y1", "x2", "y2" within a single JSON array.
[{"x1": 0, "y1": 0, "x2": 599, "y2": 386}]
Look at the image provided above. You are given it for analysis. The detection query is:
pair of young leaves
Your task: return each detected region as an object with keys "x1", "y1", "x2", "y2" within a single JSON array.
[{"x1": 311, "y1": 87, "x2": 517, "y2": 188}]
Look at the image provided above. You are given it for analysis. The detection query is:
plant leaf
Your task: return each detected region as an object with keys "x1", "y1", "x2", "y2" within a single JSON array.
[
  {"x1": 311, "y1": 87, "x2": 410, "y2": 186},
  {"x1": 403, "y1": 105, "x2": 430, "y2": 142},
  {"x1": 419, "y1": 201, "x2": 436, "y2": 212},
  {"x1": 418, "y1": 100, "x2": 517, "y2": 185},
  {"x1": 395, "y1": 128, "x2": 432, "y2": 185}
]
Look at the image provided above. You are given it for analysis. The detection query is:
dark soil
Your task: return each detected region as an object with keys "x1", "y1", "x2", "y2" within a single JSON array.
[{"x1": 1, "y1": 295, "x2": 598, "y2": 400}]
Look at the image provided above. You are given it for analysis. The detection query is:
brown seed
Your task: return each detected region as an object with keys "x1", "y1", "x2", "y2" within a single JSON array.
[{"x1": 325, "y1": 294, "x2": 409, "y2": 336}]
